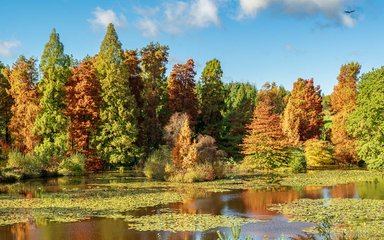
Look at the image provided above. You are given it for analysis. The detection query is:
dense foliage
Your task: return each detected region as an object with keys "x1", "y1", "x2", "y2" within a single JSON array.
[
  {"x1": 33, "y1": 29, "x2": 71, "y2": 164},
  {"x1": 331, "y1": 62, "x2": 360, "y2": 164},
  {"x1": 348, "y1": 67, "x2": 384, "y2": 170},
  {"x1": 93, "y1": 24, "x2": 139, "y2": 165},
  {"x1": 283, "y1": 78, "x2": 323, "y2": 145},
  {"x1": 1, "y1": 24, "x2": 384, "y2": 182}
]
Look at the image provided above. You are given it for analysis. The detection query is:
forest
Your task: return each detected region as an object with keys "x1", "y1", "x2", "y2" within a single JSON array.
[
  {"x1": 0, "y1": 23, "x2": 383, "y2": 184},
  {"x1": 2, "y1": 22, "x2": 384, "y2": 239}
]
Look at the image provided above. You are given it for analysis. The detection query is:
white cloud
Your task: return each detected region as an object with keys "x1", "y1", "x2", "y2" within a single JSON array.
[
  {"x1": 238, "y1": 0, "x2": 270, "y2": 18},
  {"x1": 189, "y1": 0, "x2": 220, "y2": 27},
  {"x1": 237, "y1": 0, "x2": 358, "y2": 27},
  {"x1": 0, "y1": 40, "x2": 21, "y2": 57},
  {"x1": 135, "y1": 0, "x2": 221, "y2": 37},
  {"x1": 137, "y1": 18, "x2": 160, "y2": 38},
  {"x1": 89, "y1": 7, "x2": 127, "y2": 29}
]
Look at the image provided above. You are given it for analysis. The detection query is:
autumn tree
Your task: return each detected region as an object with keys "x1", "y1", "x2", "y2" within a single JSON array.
[
  {"x1": 33, "y1": 29, "x2": 71, "y2": 163},
  {"x1": 241, "y1": 95, "x2": 287, "y2": 171},
  {"x1": 330, "y1": 62, "x2": 360, "y2": 164},
  {"x1": 282, "y1": 78, "x2": 323, "y2": 145},
  {"x1": 0, "y1": 63, "x2": 13, "y2": 145},
  {"x1": 8, "y1": 56, "x2": 40, "y2": 153},
  {"x1": 198, "y1": 58, "x2": 225, "y2": 138},
  {"x1": 171, "y1": 114, "x2": 196, "y2": 168},
  {"x1": 347, "y1": 67, "x2": 384, "y2": 169},
  {"x1": 140, "y1": 43, "x2": 169, "y2": 151},
  {"x1": 167, "y1": 59, "x2": 198, "y2": 126},
  {"x1": 93, "y1": 23, "x2": 139, "y2": 165},
  {"x1": 220, "y1": 82, "x2": 257, "y2": 160},
  {"x1": 66, "y1": 59, "x2": 100, "y2": 155}
]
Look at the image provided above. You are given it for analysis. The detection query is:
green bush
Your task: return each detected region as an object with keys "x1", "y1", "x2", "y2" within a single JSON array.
[
  {"x1": 304, "y1": 139, "x2": 334, "y2": 167},
  {"x1": 167, "y1": 163, "x2": 223, "y2": 183},
  {"x1": 143, "y1": 146, "x2": 171, "y2": 180},
  {"x1": 7, "y1": 150, "x2": 45, "y2": 177},
  {"x1": 58, "y1": 153, "x2": 86, "y2": 176},
  {"x1": 288, "y1": 148, "x2": 307, "y2": 173}
]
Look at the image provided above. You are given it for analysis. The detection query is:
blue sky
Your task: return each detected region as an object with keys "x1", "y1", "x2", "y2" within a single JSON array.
[{"x1": 0, "y1": 0, "x2": 383, "y2": 94}]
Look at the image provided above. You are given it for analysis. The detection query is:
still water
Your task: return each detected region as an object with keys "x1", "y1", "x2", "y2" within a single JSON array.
[{"x1": 0, "y1": 173, "x2": 383, "y2": 240}]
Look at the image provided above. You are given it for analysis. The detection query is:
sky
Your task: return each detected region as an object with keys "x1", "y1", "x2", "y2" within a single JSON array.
[{"x1": 0, "y1": 0, "x2": 383, "y2": 94}]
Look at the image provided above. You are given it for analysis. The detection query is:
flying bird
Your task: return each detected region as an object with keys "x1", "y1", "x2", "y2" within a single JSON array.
[{"x1": 344, "y1": 10, "x2": 355, "y2": 14}]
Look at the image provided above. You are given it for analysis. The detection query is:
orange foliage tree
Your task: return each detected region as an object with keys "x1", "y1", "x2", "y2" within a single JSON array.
[
  {"x1": 171, "y1": 114, "x2": 197, "y2": 169},
  {"x1": 8, "y1": 56, "x2": 40, "y2": 153},
  {"x1": 330, "y1": 62, "x2": 360, "y2": 163},
  {"x1": 282, "y1": 78, "x2": 323, "y2": 145},
  {"x1": 241, "y1": 95, "x2": 287, "y2": 170},
  {"x1": 167, "y1": 59, "x2": 198, "y2": 126},
  {"x1": 66, "y1": 59, "x2": 101, "y2": 157}
]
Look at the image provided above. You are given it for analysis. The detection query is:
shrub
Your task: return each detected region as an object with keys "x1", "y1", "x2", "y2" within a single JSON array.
[
  {"x1": 143, "y1": 146, "x2": 171, "y2": 180},
  {"x1": 7, "y1": 150, "x2": 44, "y2": 177},
  {"x1": 288, "y1": 148, "x2": 307, "y2": 173},
  {"x1": 58, "y1": 153, "x2": 86, "y2": 176},
  {"x1": 304, "y1": 139, "x2": 334, "y2": 167}
]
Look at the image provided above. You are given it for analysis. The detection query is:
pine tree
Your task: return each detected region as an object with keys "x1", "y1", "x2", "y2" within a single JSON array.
[
  {"x1": 93, "y1": 23, "x2": 138, "y2": 165},
  {"x1": 331, "y1": 62, "x2": 360, "y2": 163},
  {"x1": 282, "y1": 78, "x2": 323, "y2": 145},
  {"x1": 33, "y1": 29, "x2": 71, "y2": 163},
  {"x1": 198, "y1": 58, "x2": 225, "y2": 139},
  {"x1": 220, "y1": 82, "x2": 257, "y2": 160},
  {"x1": 140, "y1": 43, "x2": 169, "y2": 151},
  {"x1": 241, "y1": 95, "x2": 287, "y2": 170},
  {"x1": 66, "y1": 58, "x2": 100, "y2": 155},
  {"x1": 167, "y1": 59, "x2": 198, "y2": 126},
  {"x1": 8, "y1": 56, "x2": 40, "y2": 153}
]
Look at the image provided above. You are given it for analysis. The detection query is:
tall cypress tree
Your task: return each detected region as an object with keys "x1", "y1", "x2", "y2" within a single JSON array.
[
  {"x1": 33, "y1": 29, "x2": 71, "y2": 163},
  {"x1": 198, "y1": 58, "x2": 225, "y2": 139},
  {"x1": 8, "y1": 56, "x2": 40, "y2": 153},
  {"x1": 94, "y1": 23, "x2": 138, "y2": 165},
  {"x1": 167, "y1": 59, "x2": 198, "y2": 126}
]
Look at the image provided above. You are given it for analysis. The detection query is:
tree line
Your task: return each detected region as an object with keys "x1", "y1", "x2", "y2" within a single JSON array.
[{"x1": 0, "y1": 23, "x2": 383, "y2": 177}]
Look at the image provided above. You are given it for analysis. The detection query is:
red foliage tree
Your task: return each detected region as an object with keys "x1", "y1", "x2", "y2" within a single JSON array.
[
  {"x1": 167, "y1": 59, "x2": 198, "y2": 126},
  {"x1": 66, "y1": 59, "x2": 102, "y2": 170}
]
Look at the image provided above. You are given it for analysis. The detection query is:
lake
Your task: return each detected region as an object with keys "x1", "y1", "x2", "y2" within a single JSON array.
[{"x1": 0, "y1": 172, "x2": 383, "y2": 240}]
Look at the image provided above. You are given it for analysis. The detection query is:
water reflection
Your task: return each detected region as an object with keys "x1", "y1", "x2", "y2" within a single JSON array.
[{"x1": 0, "y1": 175, "x2": 383, "y2": 240}]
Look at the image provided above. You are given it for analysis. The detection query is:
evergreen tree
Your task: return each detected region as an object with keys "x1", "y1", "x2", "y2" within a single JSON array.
[
  {"x1": 282, "y1": 78, "x2": 323, "y2": 145},
  {"x1": 33, "y1": 29, "x2": 71, "y2": 163},
  {"x1": 0, "y1": 63, "x2": 13, "y2": 145},
  {"x1": 220, "y1": 82, "x2": 257, "y2": 160},
  {"x1": 140, "y1": 43, "x2": 169, "y2": 151},
  {"x1": 8, "y1": 56, "x2": 40, "y2": 153},
  {"x1": 331, "y1": 62, "x2": 360, "y2": 163},
  {"x1": 347, "y1": 67, "x2": 384, "y2": 169},
  {"x1": 94, "y1": 23, "x2": 139, "y2": 165},
  {"x1": 124, "y1": 50, "x2": 146, "y2": 152},
  {"x1": 167, "y1": 59, "x2": 198, "y2": 126},
  {"x1": 198, "y1": 58, "x2": 225, "y2": 139},
  {"x1": 241, "y1": 95, "x2": 287, "y2": 170}
]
